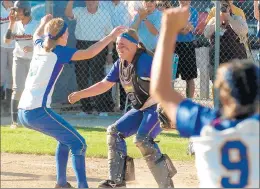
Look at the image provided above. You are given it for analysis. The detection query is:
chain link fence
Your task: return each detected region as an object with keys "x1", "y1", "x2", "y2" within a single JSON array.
[{"x1": 3, "y1": 0, "x2": 258, "y2": 118}]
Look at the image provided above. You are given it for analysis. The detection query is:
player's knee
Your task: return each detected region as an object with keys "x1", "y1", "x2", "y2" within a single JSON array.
[
  {"x1": 70, "y1": 137, "x2": 87, "y2": 156},
  {"x1": 134, "y1": 134, "x2": 157, "y2": 158},
  {"x1": 107, "y1": 123, "x2": 125, "y2": 146}
]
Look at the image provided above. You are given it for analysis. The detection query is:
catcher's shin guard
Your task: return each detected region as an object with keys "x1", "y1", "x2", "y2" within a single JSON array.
[
  {"x1": 125, "y1": 156, "x2": 135, "y2": 181},
  {"x1": 135, "y1": 135, "x2": 177, "y2": 188},
  {"x1": 106, "y1": 124, "x2": 135, "y2": 184}
]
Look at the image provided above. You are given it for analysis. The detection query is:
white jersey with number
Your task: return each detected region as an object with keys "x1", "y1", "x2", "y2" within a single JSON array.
[{"x1": 191, "y1": 119, "x2": 259, "y2": 188}]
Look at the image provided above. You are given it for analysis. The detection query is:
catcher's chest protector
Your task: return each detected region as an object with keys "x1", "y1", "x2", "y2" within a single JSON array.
[{"x1": 119, "y1": 50, "x2": 150, "y2": 110}]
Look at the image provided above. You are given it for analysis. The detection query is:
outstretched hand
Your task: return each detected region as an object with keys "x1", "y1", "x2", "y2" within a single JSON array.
[
  {"x1": 68, "y1": 92, "x2": 81, "y2": 104},
  {"x1": 109, "y1": 26, "x2": 128, "y2": 40}
]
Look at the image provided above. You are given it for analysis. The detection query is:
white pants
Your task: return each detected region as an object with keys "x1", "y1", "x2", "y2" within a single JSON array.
[{"x1": 12, "y1": 56, "x2": 31, "y2": 100}]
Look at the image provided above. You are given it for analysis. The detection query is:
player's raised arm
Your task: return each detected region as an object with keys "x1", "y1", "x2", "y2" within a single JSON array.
[
  {"x1": 33, "y1": 14, "x2": 53, "y2": 42},
  {"x1": 71, "y1": 26, "x2": 127, "y2": 61},
  {"x1": 150, "y1": 6, "x2": 189, "y2": 124}
]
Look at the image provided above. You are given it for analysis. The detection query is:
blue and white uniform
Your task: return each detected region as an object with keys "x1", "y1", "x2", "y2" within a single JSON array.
[
  {"x1": 176, "y1": 99, "x2": 259, "y2": 188},
  {"x1": 100, "y1": 34, "x2": 176, "y2": 187},
  {"x1": 18, "y1": 38, "x2": 88, "y2": 188}
]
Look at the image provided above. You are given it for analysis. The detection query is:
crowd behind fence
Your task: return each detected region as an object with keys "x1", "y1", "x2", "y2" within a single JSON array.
[{"x1": 2, "y1": 0, "x2": 260, "y2": 117}]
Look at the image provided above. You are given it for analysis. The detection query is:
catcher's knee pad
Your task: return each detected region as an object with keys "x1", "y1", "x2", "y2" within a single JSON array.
[
  {"x1": 134, "y1": 134, "x2": 160, "y2": 162},
  {"x1": 134, "y1": 134, "x2": 176, "y2": 188},
  {"x1": 107, "y1": 124, "x2": 134, "y2": 183}
]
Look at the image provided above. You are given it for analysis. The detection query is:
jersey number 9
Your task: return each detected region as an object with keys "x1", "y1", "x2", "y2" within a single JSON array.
[{"x1": 221, "y1": 140, "x2": 249, "y2": 188}]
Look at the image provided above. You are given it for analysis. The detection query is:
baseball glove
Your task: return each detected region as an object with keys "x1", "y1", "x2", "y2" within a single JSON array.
[{"x1": 156, "y1": 104, "x2": 173, "y2": 130}]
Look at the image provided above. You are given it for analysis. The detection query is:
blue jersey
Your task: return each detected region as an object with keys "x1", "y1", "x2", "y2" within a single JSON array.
[
  {"x1": 105, "y1": 52, "x2": 153, "y2": 83},
  {"x1": 176, "y1": 99, "x2": 259, "y2": 188},
  {"x1": 18, "y1": 39, "x2": 77, "y2": 110}
]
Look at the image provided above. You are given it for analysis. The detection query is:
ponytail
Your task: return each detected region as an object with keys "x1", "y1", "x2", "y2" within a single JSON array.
[
  {"x1": 44, "y1": 38, "x2": 57, "y2": 52},
  {"x1": 137, "y1": 42, "x2": 154, "y2": 56}
]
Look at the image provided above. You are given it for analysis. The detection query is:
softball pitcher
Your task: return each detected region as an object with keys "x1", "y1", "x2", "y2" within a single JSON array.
[
  {"x1": 4, "y1": 0, "x2": 38, "y2": 128},
  {"x1": 68, "y1": 29, "x2": 177, "y2": 188}
]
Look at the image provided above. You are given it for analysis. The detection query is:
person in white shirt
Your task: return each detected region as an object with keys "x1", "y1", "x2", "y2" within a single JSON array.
[
  {"x1": 131, "y1": 0, "x2": 162, "y2": 52},
  {"x1": 4, "y1": 0, "x2": 39, "y2": 128},
  {"x1": 104, "y1": 0, "x2": 132, "y2": 111},
  {"x1": 65, "y1": 0, "x2": 115, "y2": 113},
  {"x1": 18, "y1": 13, "x2": 126, "y2": 188},
  {"x1": 1, "y1": 0, "x2": 14, "y2": 116}
]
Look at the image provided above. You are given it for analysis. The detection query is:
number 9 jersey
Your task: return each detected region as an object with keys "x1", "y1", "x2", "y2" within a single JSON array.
[{"x1": 175, "y1": 99, "x2": 259, "y2": 188}]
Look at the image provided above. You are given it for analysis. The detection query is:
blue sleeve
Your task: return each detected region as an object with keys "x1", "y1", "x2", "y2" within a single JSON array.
[
  {"x1": 153, "y1": 12, "x2": 162, "y2": 31},
  {"x1": 136, "y1": 53, "x2": 153, "y2": 78},
  {"x1": 54, "y1": 46, "x2": 78, "y2": 65},
  {"x1": 34, "y1": 38, "x2": 43, "y2": 47},
  {"x1": 190, "y1": 8, "x2": 199, "y2": 29},
  {"x1": 176, "y1": 99, "x2": 217, "y2": 137},
  {"x1": 105, "y1": 60, "x2": 120, "y2": 83}
]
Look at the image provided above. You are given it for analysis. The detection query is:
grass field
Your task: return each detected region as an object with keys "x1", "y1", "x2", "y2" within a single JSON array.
[{"x1": 1, "y1": 126, "x2": 193, "y2": 161}]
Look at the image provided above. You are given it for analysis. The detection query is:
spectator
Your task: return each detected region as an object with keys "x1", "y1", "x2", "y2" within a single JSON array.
[
  {"x1": 156, "y1": 0, "x2": 172, "y2": 11},
  {"x1": 205, "y1": 0, "x2": 246, "y2": 23},
  {"x1": 1, "y1": 0, "x2": 14, "y2": 116},
  {"x1": 204, "y1": 0, "x2": 248, "y2": 80},
  {"x1": 126, "y1": 1, "x2": 144, "y2": 20},
  {"x1": 175, "y1": 0, "x2": 198, "y2": 99},
  {"x1": 4, "y1": 0, "x2": 39, "y2": 128},
  {"x1": 65, "y1": 0, "x2": 115, "y2": 113},
  {"x1": 131, "y1": 0, "x2": 162, "y2": 52},
  {"x1": 103, "y1": 0, "x2": 132, "y2": 111}
]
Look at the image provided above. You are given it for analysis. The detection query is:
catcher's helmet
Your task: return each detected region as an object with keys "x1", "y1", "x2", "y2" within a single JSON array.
[{"x1": 12, "y1": 1, "x2": 31, "y2": 17}]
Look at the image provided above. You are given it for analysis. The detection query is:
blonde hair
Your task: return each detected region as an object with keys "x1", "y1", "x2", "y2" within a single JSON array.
[{"x1": 43, "y1": 18, "x2": 65, "y2": 52}]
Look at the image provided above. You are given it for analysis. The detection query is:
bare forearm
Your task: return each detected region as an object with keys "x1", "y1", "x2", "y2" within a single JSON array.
[
  {"x1": 144, "y1": 20, "x2": 159, "y2": 35},
  {"x1": 33, "y1": 23, "x2": 45, "y2": 40},
  {"x1": 150, "y1": 27, "x2": 184, "y2": 123},
  {"x1": 72, "y1": 35, "x2": 113, "y2": 61},
  {"x1": 4, "y1": 23, "x2": 15, "y2": 44},
  {"x1": 254, "y1": 1, "x2": 259, "y2": 20},
  {"x1": 204, "y1": 23, "x2": 215, "y2": 38},
  {"x1": 65, "y1": 1, "x2": 74, "y2": 19},
  {"x1": 131, "y1": 16, "x2": 141, "y2": 31},
  {"x1": 78, "y1": 81, "x2": 113, "y2": 99},
  {"x1": 229, "y1": 17, "x2": 248, "y2": 36}
]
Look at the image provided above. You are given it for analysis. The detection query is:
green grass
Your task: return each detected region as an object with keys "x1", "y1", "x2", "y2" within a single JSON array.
[{"x1": 1, "y1": 126, "x2": 193, "y2": 161}]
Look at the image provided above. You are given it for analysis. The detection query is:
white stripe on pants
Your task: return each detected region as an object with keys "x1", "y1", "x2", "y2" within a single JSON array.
[
  {"x1": 1, "y1": 47, "x2": 14, "y2": 89},
  {"x1": 12, "y1": 56, "x2": 31, "y2": 100}
]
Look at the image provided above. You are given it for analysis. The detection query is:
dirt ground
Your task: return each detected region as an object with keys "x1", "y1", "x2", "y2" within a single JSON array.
[{"x1": 1, "y1": 153, "x2": 198, "y2": 188}]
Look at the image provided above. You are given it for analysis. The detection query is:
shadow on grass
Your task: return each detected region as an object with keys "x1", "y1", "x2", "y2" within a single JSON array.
[
  {"x1": 1, "y1": 171, "x2": 102, "y2": 182},
  {"x1": 76, "y1": 127, "x2": 106, "y2": 133}
]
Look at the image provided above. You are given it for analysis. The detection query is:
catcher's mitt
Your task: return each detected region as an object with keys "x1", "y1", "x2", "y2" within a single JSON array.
[{"x1": 156, "y1": 104, "x2": 173, "y2": 129}]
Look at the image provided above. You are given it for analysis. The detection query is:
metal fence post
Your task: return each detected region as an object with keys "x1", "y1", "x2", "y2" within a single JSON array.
[
  {"x1": 45, "y1": 0, "x2": 53, "y2": 15},
  {"x1": 213, "y1": 1, "x2": 220, "y2": 108}
]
